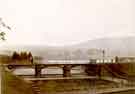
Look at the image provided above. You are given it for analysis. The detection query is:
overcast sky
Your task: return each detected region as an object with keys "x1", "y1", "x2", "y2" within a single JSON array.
[{"x1": 0, "y1": 0, "x2": 134, "y2": 46}]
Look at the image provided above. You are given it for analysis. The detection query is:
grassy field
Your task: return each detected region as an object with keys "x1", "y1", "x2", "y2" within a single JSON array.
[
  {"x1": 1, "y1": 68, "x2": 120, "y2": 94},
  {"x1": 2, "y1": 71, "x2": 135, "y2": 94},
  {"x1": 1, "y1": 55, "x2": 135, "y2": 94},
  {"x1": 1, "y1": 67, "x2": 33, "y2": 94}
]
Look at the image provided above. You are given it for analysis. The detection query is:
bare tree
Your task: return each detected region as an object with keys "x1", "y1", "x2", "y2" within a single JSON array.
[{"x1": 0, "y1": 18, "x2": 11, "y2": 40}]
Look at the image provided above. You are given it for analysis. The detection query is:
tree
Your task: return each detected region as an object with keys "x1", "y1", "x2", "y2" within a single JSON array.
[
  {"x1": 20, "y1": 51, "x2": 27, "y2": 59},
  {"x1": 12, "y1": 51, "x2": 20, "y2": 60},
  {"x1": 28, "y1": 52, "x2": 33, "y2": 63},
  {"x1": 0, "y1": 18, "x2": 11, "y2": 40}
]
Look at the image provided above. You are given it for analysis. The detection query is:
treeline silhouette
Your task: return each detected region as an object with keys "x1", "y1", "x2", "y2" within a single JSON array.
[{"x1": 12, "y1": 51, "x2": 33, "y2": 62}]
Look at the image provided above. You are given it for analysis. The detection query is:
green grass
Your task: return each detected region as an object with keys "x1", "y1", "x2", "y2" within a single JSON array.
[
  {"x1": 1, "y1": 57, "x2": 135, "y2": 94},
  {"x1": 1, "y1": 69, "x2": 119, "y2": 94},
  {"x1": 1, "y1": 67, "x2": 33, "y2": 94},
  {"x1": 39, "y1": 80, "x2": 90, "y2": 92}
]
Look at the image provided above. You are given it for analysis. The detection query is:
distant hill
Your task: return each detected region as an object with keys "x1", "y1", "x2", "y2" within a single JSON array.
[
  {"x1": 1, "y1": 36, "x2": 135, "y2": 59},
  {"x1": 68, "y1": 36, "x2": 135, "y2": 56}
]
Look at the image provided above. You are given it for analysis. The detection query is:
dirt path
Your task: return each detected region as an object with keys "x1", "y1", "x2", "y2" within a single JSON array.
[{"x1": 39, "y1": 87, "x2": 135, "y2": 94}]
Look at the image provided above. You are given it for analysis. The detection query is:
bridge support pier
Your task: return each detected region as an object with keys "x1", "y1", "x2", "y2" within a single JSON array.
[
  {"x1": 35, "y1": 65, "x2": 42, "y2": 77},
  {"x1": 63, "y1": 65, "x2": 71, "y2": 77}
]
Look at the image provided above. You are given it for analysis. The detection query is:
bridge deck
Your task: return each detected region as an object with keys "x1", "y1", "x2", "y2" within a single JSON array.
[
  {"x1": 3, "y1": 63, "x2": 91, "y2": 66},
  {"x1": 23, "y1": 76, "x2": 98, "y2": 81}
]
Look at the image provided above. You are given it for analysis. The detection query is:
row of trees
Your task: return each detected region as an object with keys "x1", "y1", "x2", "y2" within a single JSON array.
[{"x1": 12, "y1": 51, "x2": 33, "y2": 62}]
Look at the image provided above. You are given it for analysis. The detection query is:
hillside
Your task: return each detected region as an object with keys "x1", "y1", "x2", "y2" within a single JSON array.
[
  {"x1": 68, "y1": 36, "x2": 135, "y2": 56},
  {"x1": 1, "y1": 36, "x2": 135, "y2": 59}
]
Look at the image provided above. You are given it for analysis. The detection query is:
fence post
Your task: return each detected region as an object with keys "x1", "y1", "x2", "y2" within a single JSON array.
[{"x1": 63, "y1": 65, "x2": 71, "y2": 77}]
